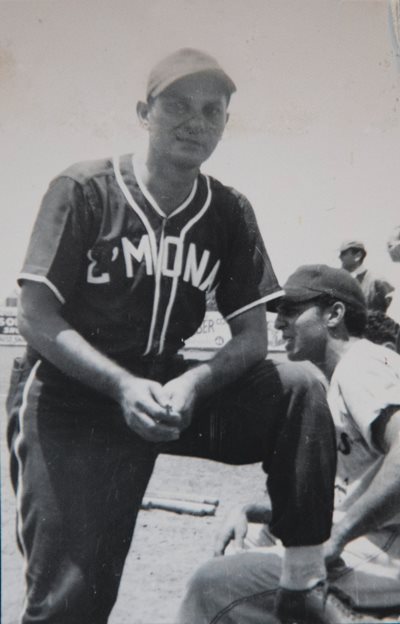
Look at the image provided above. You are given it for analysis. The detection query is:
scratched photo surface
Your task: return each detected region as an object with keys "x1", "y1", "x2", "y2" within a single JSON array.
[{"x1": 1, "y1": 1, "x2": 400, "y2": 623}]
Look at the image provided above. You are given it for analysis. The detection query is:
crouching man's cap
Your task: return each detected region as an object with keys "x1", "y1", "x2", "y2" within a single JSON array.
[{"x1": 269, "y1": 264, "x2": 367, "y2": 311}]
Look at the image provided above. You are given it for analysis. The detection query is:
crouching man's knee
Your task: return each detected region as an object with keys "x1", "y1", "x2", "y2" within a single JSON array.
[{"x1": 177, "y1": 558, "x2": 228, "y2": 624}]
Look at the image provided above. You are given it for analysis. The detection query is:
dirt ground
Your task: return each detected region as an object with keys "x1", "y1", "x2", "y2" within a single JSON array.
[{"x1": 1, "y1": 347, "x2": 266, "y2": 624}]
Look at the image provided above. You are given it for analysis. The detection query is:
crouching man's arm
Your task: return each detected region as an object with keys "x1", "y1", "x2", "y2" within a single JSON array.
[{"x1": 325, "y1": 407, "x2": 400, "y2": 565}]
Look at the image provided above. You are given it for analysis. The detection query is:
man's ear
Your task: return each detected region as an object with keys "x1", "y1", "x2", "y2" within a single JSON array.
[
  {"x1": 326, "y1": 302, "x2": 346, "y2": 328},
  {"x1": 137, "y1": 101, "x2": 150, "y2": 128}
]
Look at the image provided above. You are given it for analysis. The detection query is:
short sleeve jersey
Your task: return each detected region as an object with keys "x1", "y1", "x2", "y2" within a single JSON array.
[
  {"x1": 19, "y1": 154, "x2": 282, "y2": 361},
  {"x1": 355, "y1": 268, "x2": 394, "y2": 312},
  {"x1": 328, "y1": 339, "x2": 400, "y2": 525}
]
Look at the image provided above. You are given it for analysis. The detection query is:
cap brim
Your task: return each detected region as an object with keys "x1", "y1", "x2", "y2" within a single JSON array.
[
  {"x1": 149, "y1": 69, "x2": 236, "y2": 99},
  {"x1": 267, "y1": 289, "x2": 322, "y2": 312}
]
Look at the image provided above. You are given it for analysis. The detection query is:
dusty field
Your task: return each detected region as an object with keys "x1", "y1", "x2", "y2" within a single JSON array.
[{"x1": 1, "y1": 347, "x2": 267, "y2": 624}]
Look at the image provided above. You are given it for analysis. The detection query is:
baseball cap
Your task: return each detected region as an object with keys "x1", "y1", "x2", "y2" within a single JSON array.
[
  {"x1": 146, "y1": 48, "x2": 236, "y2": 100},
  {"x1": 269, "y1": 264, "x2": 367, "y2": 311},
  {"x1": 339, "y1": 240, "x2": 366, "y2": 255}
]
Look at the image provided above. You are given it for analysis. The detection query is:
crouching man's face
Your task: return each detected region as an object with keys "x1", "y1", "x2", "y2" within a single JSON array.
[{"x1": 275, "y1": 300, "x2": 328, "y2": 363}]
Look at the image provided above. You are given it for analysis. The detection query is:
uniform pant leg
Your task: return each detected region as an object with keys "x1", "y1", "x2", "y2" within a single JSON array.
[
  {"x1": 7, "y1": 361, "x2": 156, "y2": 624},
  {"x1": 176, "y1": 549, "x2": 282, "y2": 624},
  {"x1": 330, "y1": 531, "x2": 400, "y2": 614},
  {"x1": 164, "y1": 359, "x2": 336, "y2": 547},
  {"x1": 177, "y1": 534, "x2": 400, "y2": 624}
]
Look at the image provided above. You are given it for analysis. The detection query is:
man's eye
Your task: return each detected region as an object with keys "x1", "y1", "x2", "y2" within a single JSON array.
[
  {"x1": 277, "y1": 307, "x2": 298, "y2": 317},
  {"x1": 164, "y1": 100, "x2": 187, "y2": 114},
  {"x1": 205, "y1": 105, "x2": 222, "y2": 118}
]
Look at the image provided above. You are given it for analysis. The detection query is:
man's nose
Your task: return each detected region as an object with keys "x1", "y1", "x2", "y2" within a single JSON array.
[
  {"x1": 184, "y1": 113, "x2": 207, "y2": 134},
  {"x1": 274, "y1": 313, "x2": 286, "y2": 330}
]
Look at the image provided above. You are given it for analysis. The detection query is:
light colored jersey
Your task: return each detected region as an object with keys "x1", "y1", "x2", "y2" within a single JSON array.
[{"x1": 328, "y1": 339, "x2": 400, "y2": 525}]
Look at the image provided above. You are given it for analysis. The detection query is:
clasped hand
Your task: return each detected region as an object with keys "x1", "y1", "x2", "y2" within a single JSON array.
[{"x1": 118, "y1": 374, "x2": 197, "y2": 442}]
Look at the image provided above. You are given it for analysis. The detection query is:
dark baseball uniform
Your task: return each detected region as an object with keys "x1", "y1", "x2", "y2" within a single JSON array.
[{"x1": 7, "y1": 154, "x2": 336, "y2": 624}]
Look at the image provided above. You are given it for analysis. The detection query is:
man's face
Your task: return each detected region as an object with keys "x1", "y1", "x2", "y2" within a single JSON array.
[
  {"x1": 275, "y1": 299, "x2": 329, "y2": 363},
  {"x1": 339, "y1": 249, "x2": 359, "y2": 272},
  {"x1": 387, "y1": 230, "x2": 400, "y2": 263},
  {"x1": 143, "y1": 73, "x2": 229, "y2": 169}
]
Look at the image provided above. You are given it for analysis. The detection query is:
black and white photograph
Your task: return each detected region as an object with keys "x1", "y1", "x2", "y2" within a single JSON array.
[{"x1": 1, "y1": 1, "x2": 400, "y2": 623}]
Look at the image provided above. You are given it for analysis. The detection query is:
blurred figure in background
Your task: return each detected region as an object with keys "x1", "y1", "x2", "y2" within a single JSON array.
[
  {"x1": 387, "y1": 226, "x2": 400, "y2": 264},
  {"x1": 386, "y1": 225, "x2": 400, "y2": 352},
  {"x1": 339, "y1": 240, "x2": 394, "y2": 312},
  {"x1": 364, "y1": 310, "x2": 399, "y2": 352}
]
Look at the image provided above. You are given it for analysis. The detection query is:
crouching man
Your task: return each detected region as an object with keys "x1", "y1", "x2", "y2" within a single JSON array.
[{"x1": 178, "y1": 265, "x2": 400, "y2": 624}]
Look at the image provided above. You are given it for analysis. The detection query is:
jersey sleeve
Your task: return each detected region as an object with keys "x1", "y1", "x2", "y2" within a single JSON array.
[
  {"x1": 215, "y1": 193, "x2": 283, "y2": 320},
  {"x1": 18, "y1": 176, "x2": 92, "y2": 304},
  {"x1": 369, "y1": 278, "x2": 395, "y2": 311},
  {"x1": 335, "y1": 346, "x2": 400, "y2": 448}
]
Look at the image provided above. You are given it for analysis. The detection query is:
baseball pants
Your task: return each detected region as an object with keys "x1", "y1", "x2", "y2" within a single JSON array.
[
  {"x1": 177, "y1": 524, "x2": 400, "y2": 623},
  {"x1": 6, "y1": 352, "x2": 336, "y2": 624}
]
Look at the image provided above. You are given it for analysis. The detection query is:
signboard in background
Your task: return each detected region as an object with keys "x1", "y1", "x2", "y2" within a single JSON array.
[
  {"x1": 0, "y1": 308, "x2": 285, "y2": 352},
  {"x1": 184, "y1": 311, "x2": 285, "y2": 352},
  {"x1": 0, "y1": 307, "x2": 26, "y2": 346}
]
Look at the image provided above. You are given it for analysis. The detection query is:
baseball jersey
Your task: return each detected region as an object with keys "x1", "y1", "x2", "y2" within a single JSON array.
[
  {"x1": 19, "y1": 154, "x2": 282, "y2": 362},
  {"x1": 328, "y1": 339, "x2": 400, "y2": 526}
]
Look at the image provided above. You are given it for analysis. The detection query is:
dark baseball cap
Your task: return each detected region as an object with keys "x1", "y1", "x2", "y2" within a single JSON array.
[
  {"x1": 269, "y1": 264, "x2": 367, "y2": 312},
  {"x1": 339, "y1": 239, "x2": 366, "y2": 255},
  {"x1": 146, "y1": 48, "x2": 237, "y2": 99}
]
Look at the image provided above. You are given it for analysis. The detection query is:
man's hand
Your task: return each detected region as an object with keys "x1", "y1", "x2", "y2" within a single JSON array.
[
  {"x1": 161, "y1": 375, "x2": 198, "y2": 433},
  {"x1": 118, "y1": 375, "x2": 182, "y2": 442},
  {"x1": 213, "y1": 507, "x2": 249, "y2": 556},
  {"x1": 323, "y1": 528, "x2": 346, "y2": 567}
]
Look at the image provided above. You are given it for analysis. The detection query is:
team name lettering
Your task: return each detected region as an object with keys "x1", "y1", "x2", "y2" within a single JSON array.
[
  {"x1": 87, "y1": 250, "x2": 111, "y2": 284},
  {"x1": 122, "y1": 236, "x2": 153, "y2": 277},
  {"x1": 87, "y1": 236, "x2": 219, "y2": 292}
]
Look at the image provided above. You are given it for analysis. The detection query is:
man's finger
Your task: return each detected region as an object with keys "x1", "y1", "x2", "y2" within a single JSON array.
[
  {"x1": 235, "y1": 532, "x2": 245, "y2": 550},
  {"x1": 213, "y1": 531, "x2": 231, "y2": 557},
  {"x1": 147, "y1": 425, "x2": 181, "y2": 442},
  {"x1": 125, "y1": 410, "x2": 180, "y2": 442},
  {"x1": 157, "y1": 404, "x2": 182, "y2": 426},
  {"x1": 141, "y1": 397, "x2": 182, "y2": 426}
]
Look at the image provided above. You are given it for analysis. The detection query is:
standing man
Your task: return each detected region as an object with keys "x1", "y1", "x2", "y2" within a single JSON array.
[
  {"x1": 178, "y1": 265, "x2": 400, "y2": 624},
  {"x1": 7, "y1": 49, "x2": 336, "y2": 623},
  {"x1": 339, "y1": 239, "x2": 394, "y2": 312}
]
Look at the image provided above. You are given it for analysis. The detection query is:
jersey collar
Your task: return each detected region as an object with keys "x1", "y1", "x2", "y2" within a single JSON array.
[{"x1": 132, "y1": 154, "x2": 198, "y2": 219}]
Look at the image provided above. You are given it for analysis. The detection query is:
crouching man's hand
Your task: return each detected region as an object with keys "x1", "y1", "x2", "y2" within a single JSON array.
[
  {"x1": 323, "y1": 527, "x2": 347, "y2": 568},
  {"x1": 214, "y1": 506, "x2": 250, "y2": 556},
  {"x1": 214, "y1": 497, "x2": 274, "y2": 557}
]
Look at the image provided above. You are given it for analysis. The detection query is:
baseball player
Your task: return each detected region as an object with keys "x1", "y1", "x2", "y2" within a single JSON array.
[
  {"x1": 386, "y1": 225, "x2": 400, "y2": 353},
  {"x1": 178, "y1": 265, "x2": 400, "y2": 624},
  {"x1": 7, "y1": 49, "x2": 336, "y2": 623},
  {"x1": 387, "y1": 226, "x2": 400, "y2": 264},
  {"x1": 339, "y1": 239, "x2": 394, "y2": 312}
]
